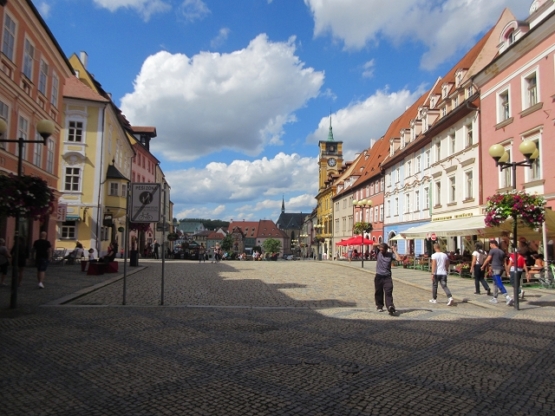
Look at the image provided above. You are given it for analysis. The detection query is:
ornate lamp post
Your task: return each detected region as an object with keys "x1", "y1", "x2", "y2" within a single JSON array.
[
  {"x1": 314, "y1": 224, "x2": 324, "y2": 260},
  {"x1": 0, "y1": 118, "x2": 55, "y2": 309},
  {"x1": 353, "y1": 199, "x2": 373, "y2": 268},
  {"x1": 488, "y1": 140, "x2": 538, "y2": 311}
]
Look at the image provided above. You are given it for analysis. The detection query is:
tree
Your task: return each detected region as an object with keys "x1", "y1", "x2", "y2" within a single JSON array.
[
  {"x1": 262, "y1": 238, "x2": 281, "y2": 254},
  {"x1": 221, "y1": 234, "x2": 233, "y2": 251}
]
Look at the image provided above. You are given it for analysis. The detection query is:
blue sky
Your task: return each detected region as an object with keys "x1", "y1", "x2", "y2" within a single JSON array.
[{"x1": 37, "y1": 0, "x2": 530, "y2": 222}]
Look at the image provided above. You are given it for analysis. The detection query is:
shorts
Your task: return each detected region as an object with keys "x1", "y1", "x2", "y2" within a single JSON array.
[{"x1": 36, "y1": 258, "x2": 49, "y2": 272}]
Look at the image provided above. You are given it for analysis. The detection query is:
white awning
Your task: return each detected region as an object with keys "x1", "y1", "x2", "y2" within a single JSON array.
[{"x1": 401, "y1": 216, "x2": 487, "y2": 239}]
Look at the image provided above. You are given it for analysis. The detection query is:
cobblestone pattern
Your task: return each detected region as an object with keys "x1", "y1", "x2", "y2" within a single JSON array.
[{"x1": 1, "y1": 260, "x2": 554, "y2": 415}]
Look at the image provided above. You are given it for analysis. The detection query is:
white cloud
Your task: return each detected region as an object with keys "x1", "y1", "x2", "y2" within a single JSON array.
[
  {"x1": 168, "y1": 152, "x2": 318, "y2": 203},
  {"x1": 121, "y1": 34, "x2": 324, "y2": 161},
  {"x1": 306, "y1": 87, "x2": 425, "y2": 159},
  {"x1": 210, "y1": 27, "x2": 231, "y2": 49},
  {"x1": 177, "y1": 0, "x2": 210, "y2": 22},
  {"x1": 37, "y1": 2, "x2": 51, "y2": 18},
  {"x1": 361, "y1": 59, "x2": 375, "y2": 78},
  {"x1": 93, "y1": 0, "x2": 171, "y2": 21},
  {"x1": 304, "y1": 0, "x2": 532, "y2": 70}
]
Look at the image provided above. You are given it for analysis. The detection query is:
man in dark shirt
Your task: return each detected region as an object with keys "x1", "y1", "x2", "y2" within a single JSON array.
[
  {"x1": 33, "y1": 231, "x2": 52, "y2": 289},
  {"x1": 375, "y1": 242, "x2": 398, "y2": 315},
  {"x1": 481, "y1": 239, "x2": 513, "y2": 306}
]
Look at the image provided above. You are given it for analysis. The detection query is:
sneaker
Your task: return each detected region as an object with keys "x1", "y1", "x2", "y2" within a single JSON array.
[
  {"x1": 474, "y1": 292, "x2": 481, "y2": 295},
  {"x1": 447, "y1": 297, "x2": 454, "y2": 306},
  {"x1": 388, "y1": 306, "x2": 396, "y2": 315},
  {"x1": 520, "y1": 291, "x2": 525, "y2": 299},
  {"x1": 506, "y1": 297, "x2": 514, "y2": 306},
  {"x1": 377, "y1": 307, "x2": 384, "y2": 312},
  {"x1": 489, "y1": 297, "x2": 498, "y2": 304},
  {"x1": 429, "y1": 299, "x2": 437, "y2": 304},
  {"x1": 487, "y1": 290, "x2": 492, "y2": 296},
  {"x1": 38, "y1": 282, "x2": 44, "y2": 289}
]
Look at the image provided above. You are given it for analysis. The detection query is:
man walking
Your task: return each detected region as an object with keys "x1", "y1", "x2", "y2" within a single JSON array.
[
  {"x1": 481, "y1": 239, "x2": 513, "y2": 306},
  {"x1": 430, "y1": 243, "x2": 454, "y2": 306},
  {"x1": 33, "y1": 231, "x2": 51, "y2": 289},
  {"x1": 374, "y1": 242, "x2": 398, "y2": 315}
]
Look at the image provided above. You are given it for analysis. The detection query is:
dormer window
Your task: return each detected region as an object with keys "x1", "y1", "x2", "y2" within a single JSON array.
[{"x1": 442, "y1": 85, "x2": 449, "y2": 98}]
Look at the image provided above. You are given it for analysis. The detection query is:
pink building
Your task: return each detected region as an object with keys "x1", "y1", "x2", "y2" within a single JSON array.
[{"x1": 474, "y1": 1, "x2": 555, "y2": 211}]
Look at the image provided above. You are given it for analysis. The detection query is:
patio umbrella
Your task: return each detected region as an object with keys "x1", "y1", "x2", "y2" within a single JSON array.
[
  {"x1": 345, "y1": 236, "x2": 374, "y2": 245},
  {"x1": 335, "y1": 240, "x2": 349, "y2": 246}
]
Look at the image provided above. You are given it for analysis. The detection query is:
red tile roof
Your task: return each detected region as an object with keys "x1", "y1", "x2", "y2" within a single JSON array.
[{"x1": 63, "y1": 76, "x2": 109, "y2": 102}]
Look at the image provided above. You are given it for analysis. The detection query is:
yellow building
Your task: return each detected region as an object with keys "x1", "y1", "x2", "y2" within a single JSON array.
[
  {"x1": 56, "y1": 53, "x2": 134, "y2": 256},
  {"x1": 315, "y1": 118, "x2": 343, "y2": 258}
]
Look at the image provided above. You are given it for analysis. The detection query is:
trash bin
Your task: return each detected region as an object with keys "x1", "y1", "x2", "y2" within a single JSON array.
[{"x1": 130, "y1": 250, "x2": 139, "y2": 267}]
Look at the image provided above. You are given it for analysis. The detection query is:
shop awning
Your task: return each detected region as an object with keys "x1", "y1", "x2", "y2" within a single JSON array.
[{"x1": 401, "y1": 216, "x2": 487, "y2": 239}]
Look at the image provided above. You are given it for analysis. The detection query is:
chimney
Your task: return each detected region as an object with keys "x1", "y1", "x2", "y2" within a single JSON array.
[{"x1": 80, "y1": 51, "x2": 88, "y2": 69}]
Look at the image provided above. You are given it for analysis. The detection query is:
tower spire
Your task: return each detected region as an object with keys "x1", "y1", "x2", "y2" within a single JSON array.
[
  {"x1": 327, "y1": 111, "x2": 334, "y2": 141},
  {"x1": 281, "y1": 195, "x2": 285, "y2": 213}
]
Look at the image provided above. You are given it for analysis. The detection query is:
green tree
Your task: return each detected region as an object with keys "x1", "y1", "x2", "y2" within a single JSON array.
[
  {"x1": 262, "y1": 238, "x2": 281, "y2": 254},
  {"x1": 221, "y1": 234, "x2": 233, "y2": 251}
]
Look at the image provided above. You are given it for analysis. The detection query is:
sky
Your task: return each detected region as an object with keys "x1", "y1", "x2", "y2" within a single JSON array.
[{"x1": 37, "y1": 0, "x2": 531, "y2": 223}]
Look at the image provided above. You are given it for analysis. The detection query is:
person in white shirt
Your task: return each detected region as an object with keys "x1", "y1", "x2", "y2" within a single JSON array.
[
  {"x1": 471, "y1": 242, "x2": 491, "y2": 296},
  {"x1": 430, "y1": 243, "x2": 454, "y2": 306}
]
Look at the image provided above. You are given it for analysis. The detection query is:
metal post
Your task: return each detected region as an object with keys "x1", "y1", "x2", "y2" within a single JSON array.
[
  {"x1": 10, "y1": 139, "x2": 23, "y2": 309},
  {"x1": 161, "y1": 184, "x2": 167, "y2": 306},
  {"x1": 511, "y1": 163, "x2": 519, "y2": 310},
  {"x1": 123, "y1": 186, "x2": 129, "y2": 306}
]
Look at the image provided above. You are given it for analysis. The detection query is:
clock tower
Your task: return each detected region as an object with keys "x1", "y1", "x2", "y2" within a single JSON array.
[{"x1": 318, "y1": 117, "x2": 343, "y2": 191}]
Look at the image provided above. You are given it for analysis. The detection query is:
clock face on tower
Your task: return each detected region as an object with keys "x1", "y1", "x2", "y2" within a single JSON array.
[{"x1": 327, "y1": 158, "x2": 337, "y2": 167}]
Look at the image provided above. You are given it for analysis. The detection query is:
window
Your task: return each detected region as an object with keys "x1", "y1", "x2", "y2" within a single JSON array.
[
  {"x1": 394, "y1": 198, "x2": 399, "y2": 216},
  {"x1": 68, "y1": 121, "x2": 83, "y2": 142},
  {"x1": 524, "y1": 72, "x2": 538, "y2": 108},
  {"x1": 2, "y1": 14, "x2": 16, "y2": 61},
  {"x1": 64, "y1": 167, "x2": 80, "y2": 191},
  {"x1": 449, "y1": 176, "x2": 456, "y2": 203},
  {"x1": 416, "y1": 156, "x2": 421, "y2": 173},
  {"x1": 369, "y1": 207, "x2": 374, "y2": 222},
  {"x1": 502, "y1": 149, "x2": 512, "y2": 188},
  {"x1": 51, "y1": 73, "x2": 59, "y2": 107},
  {"x1": 425, "y1": 150, "x2": 430, "y2": 168},
  {"x1": 23, "y1": 39, "x2": 35, "y2": 79},
  {"x1": 465, "y1": 170, "x2": 473, "y2": 199},
  {"x1": 380, "y1": 178, "x2": 384, "y2": 191},
  {"x1": 441, "y1": 107, "x2": 447, "y2": 117},
  {"x1": 370, "y1": 183, "x2": 374, "y2": 195},
  {"x1": 379, "y1": 205, "x2": 383, "y2": 222},
  {"x1": 38, "y1": 59, "x2": 48, "y2": 95},
  {"x1": 449, "y1": 134, "x2": 456, "y2": 155},
  {"x1": 109, "y1": 182, "x2": 119, "y2": 196},
  {"x1": 406, "y1": 161, "x2": 411, "y2": 177},
  {"x1": 499, "y1": 90, "x2": 510, "y2": 121},
  {"x1": 60, "y1": 221, "x2": 76, "y2": 240},
  {"x1": 17, "y1": 116, "x2": 28, "y2": 160},
  {"x1": 396, "y1": 168, "x2": 400, "y2": 183},
  {"x1": 435, "y1": 142, "x2": 441, "y2": 162},
  {"x1": 387, "y1": 200, "x2": 391, "y2": 217},
  {"x1": 435, "y1": 181, "x2": 441, "y2": 206},
  {"x1": 466, "y1": 123, "x2": 473, "y2": 148},
  {"x1": 33, "y1": 132, "x2": 43, "y2": 167},
  {"x1": 424, "y1": 187, "x2": 429, "y2": 210},
  {"x1": 454, "y1": 96, "x2": 459, "y2": 107},
  {"x1": 405, "y1": 194, "x2": 410, "y2": 213},
  {"x1": 528, "y1": 139, "x2": 541, "y2": 181},
  {"x1": 46, "y1": 139, "x2": 55, "y2": 174},
  {"x1": 0, "y1": 100, "x2": 7, "y2": 150},
  {"x1": 415, "y1": 190, "x2": 420, "y2": 211}
]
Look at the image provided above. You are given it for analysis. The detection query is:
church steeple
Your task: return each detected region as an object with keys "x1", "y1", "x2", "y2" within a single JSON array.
[
  {"x1": 327, "y1": 114, "x2": 334, "y2": 141},
  {"x1": 281, "y1": 195, "x2": 285, "y2": 213}
]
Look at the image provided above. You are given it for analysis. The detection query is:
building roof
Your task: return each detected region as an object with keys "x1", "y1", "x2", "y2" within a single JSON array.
[
  {"x1": 131, "y1": 126, "x2": 157, "y2": 136},
  {"x1": 276, "y1": 212, "x2": 305, "y2": 230},
  {"x1": 228, "y1": 220, "x2": 288, "y2": 239},
  {"x1": 106, "y1": 164, "x2": 128, "y2": 180},
  {"x1": 63, "y1": 76, "x2": 109, "y2": 102}
]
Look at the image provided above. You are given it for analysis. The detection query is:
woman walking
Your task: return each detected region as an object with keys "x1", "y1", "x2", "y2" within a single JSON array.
[{"x1": 471, "y1": 242, "x2": 491, "y2": 295}]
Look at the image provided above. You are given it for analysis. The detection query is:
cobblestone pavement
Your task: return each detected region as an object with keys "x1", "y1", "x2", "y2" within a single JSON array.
[{"x1": 1, "y1": 259, "x2": 555, "y2": 415}]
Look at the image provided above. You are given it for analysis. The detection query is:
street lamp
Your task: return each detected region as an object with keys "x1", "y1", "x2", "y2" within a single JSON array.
[
  {"x1": 488, "y1": 140, "x2": 538, "y2": 311},
  {"x1": 0, "y1": 118, "x2": 55, "y2": 309},
  {"x1": 314, "y1": 224, "x2": 324, "y2": 260},
  {"x1": 353, "y1": 199, "x2": 373, "y2": 268}
]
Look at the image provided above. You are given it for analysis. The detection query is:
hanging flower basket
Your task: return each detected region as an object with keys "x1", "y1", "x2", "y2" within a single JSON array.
[
  {"x1": 167, "y1": 232, "x2": 178, "y2": 242},
  {"x1": 129, "y1": 222, "x2": 151, "y2": 233},
  {"x1": 0, "y1": 174, "x2": 55, "y2": 219},
  {"x1": 484, "y1": 191, "x2": 546, "y2": 229},
  {"x1": 353, "y1": 221, "x2": 373, "y2": 235}
]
